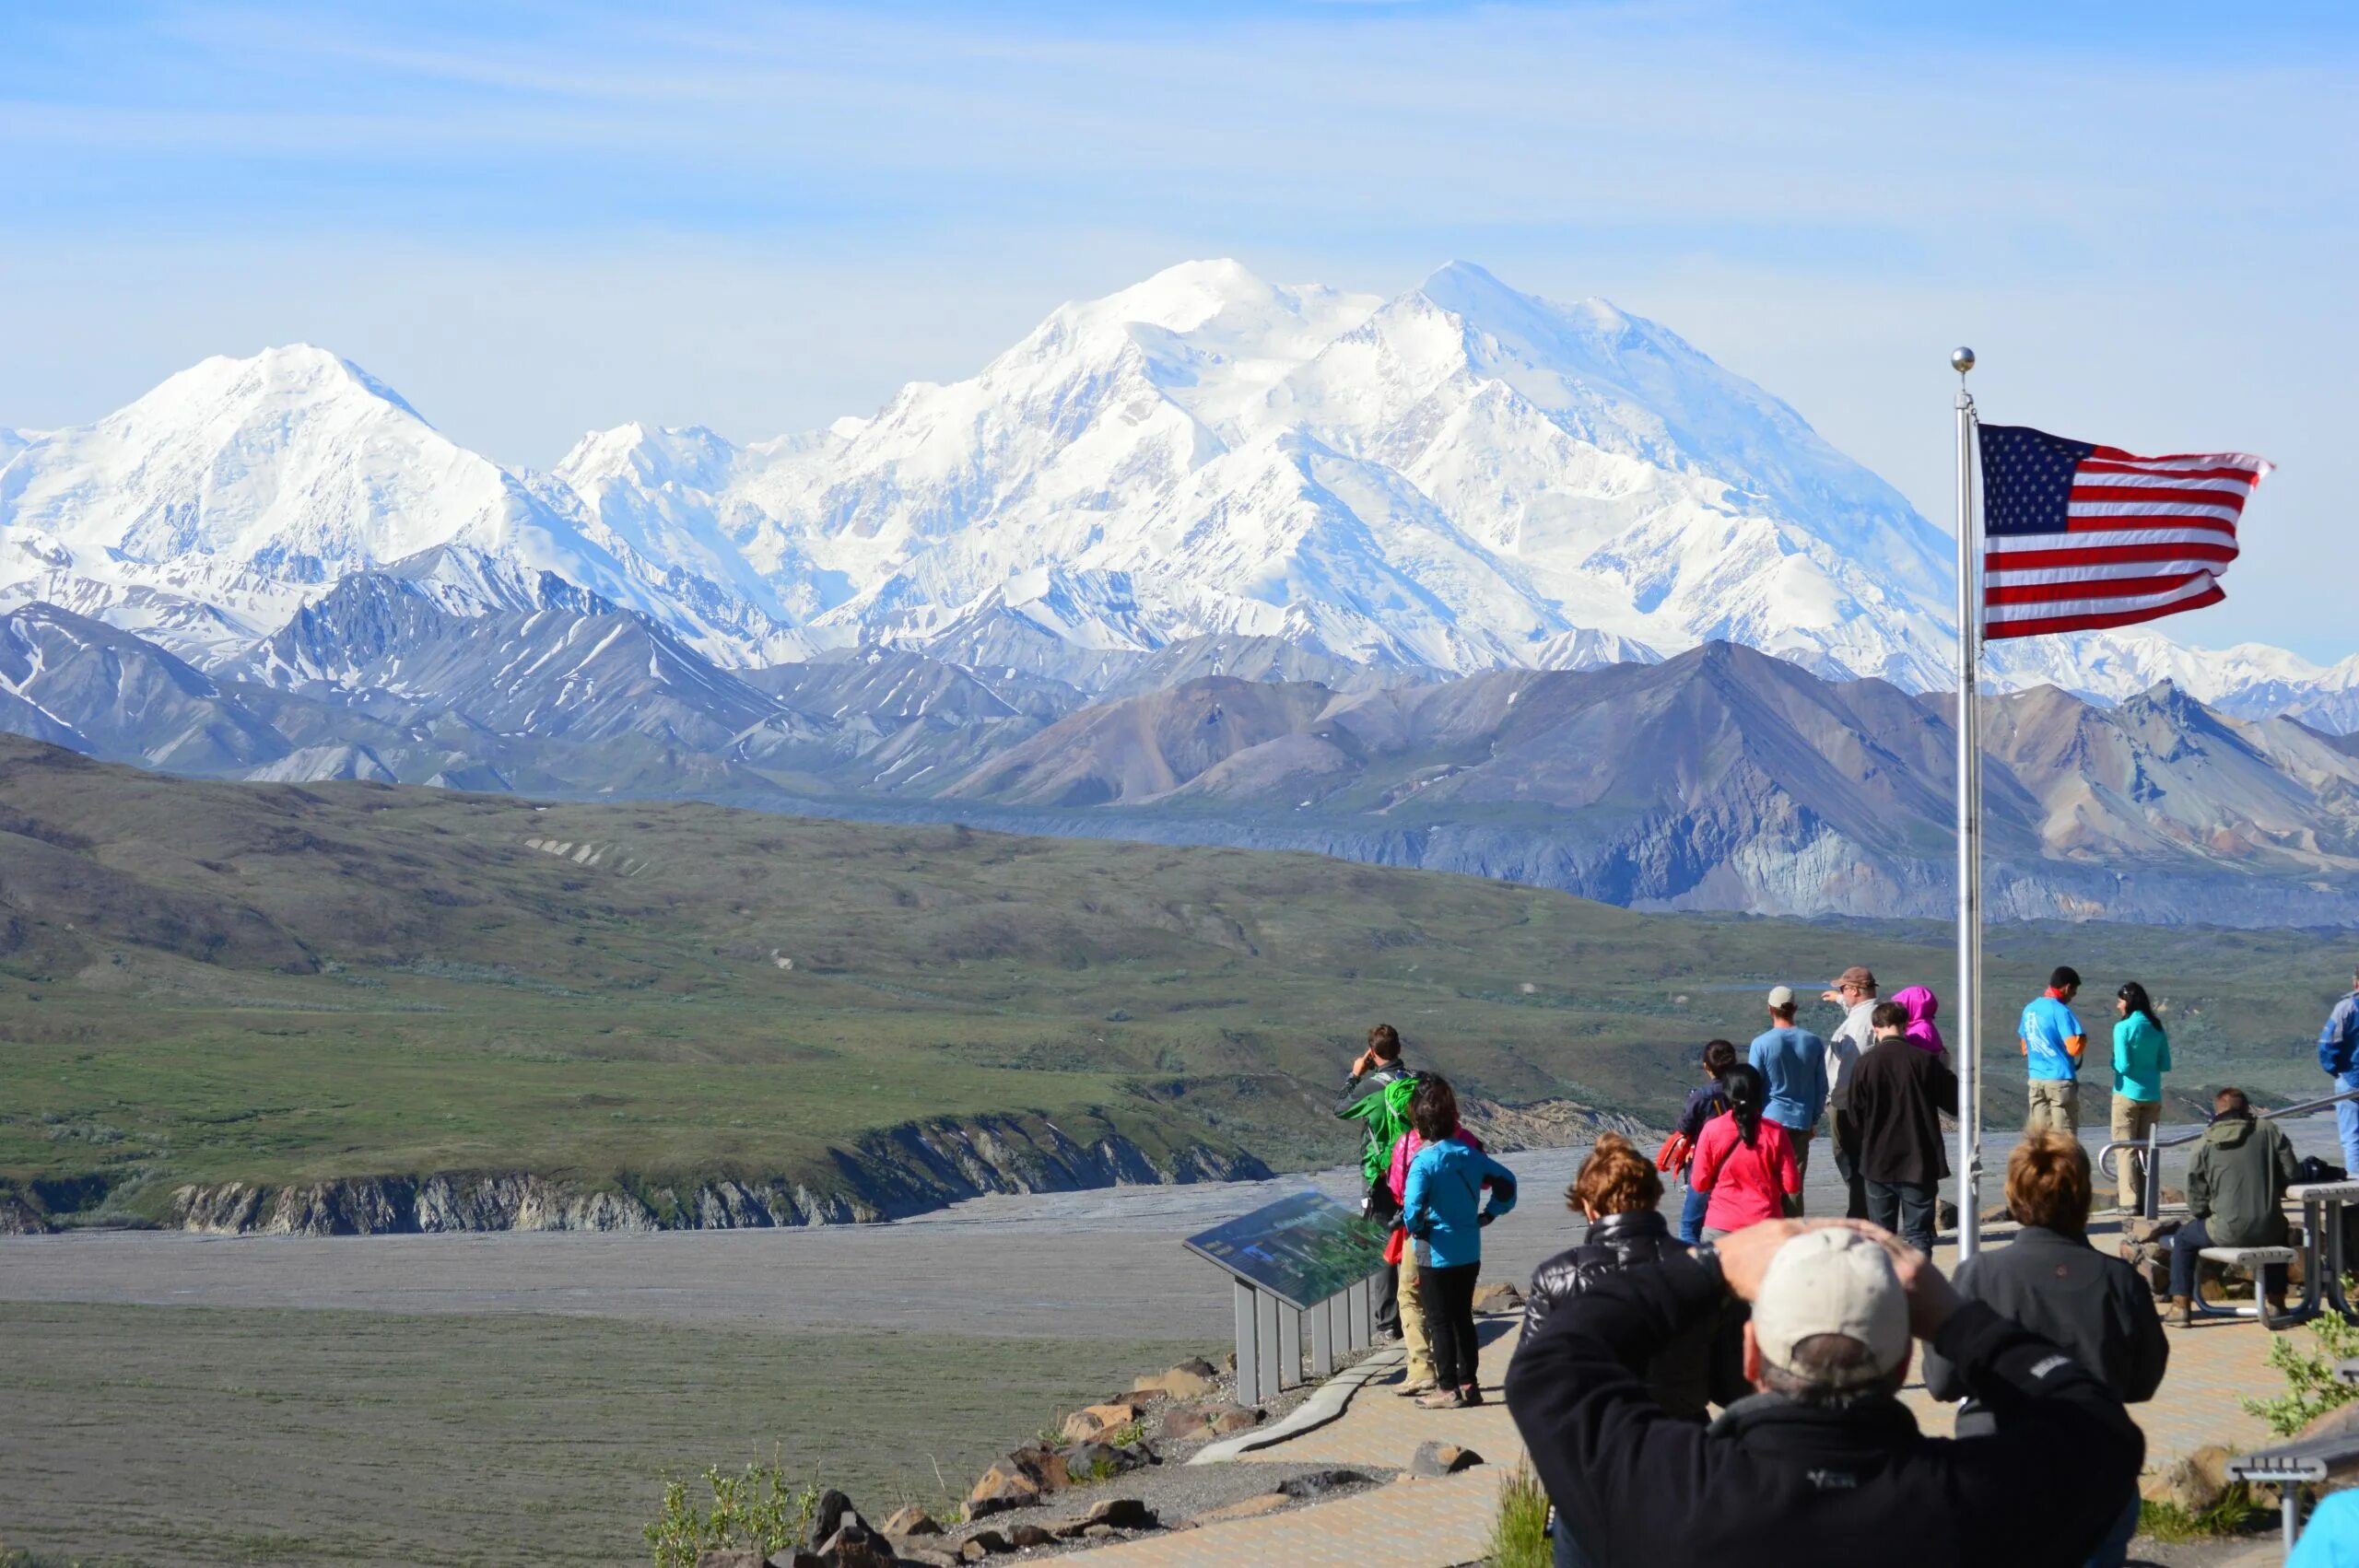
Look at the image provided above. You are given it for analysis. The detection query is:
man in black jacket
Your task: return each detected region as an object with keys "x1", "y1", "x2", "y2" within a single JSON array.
[
  {"x1": 1848, "y1": 1000, "x2": 1958, "y2": 1255},
  {"x1": 1923, "y1": 1134, "x2": 2164, "y2": 1568},
  {"x1": 1506, "y1": 1219, "x2": 2144, "y2": 1568}
]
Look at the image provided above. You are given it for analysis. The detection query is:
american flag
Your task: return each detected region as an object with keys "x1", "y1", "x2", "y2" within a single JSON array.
[{"x1": 1978, "y1": 423, "x2": 2271, "y2": 640}]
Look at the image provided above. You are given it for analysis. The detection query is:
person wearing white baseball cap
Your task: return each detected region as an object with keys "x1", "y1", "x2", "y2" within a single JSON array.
[
  {"x1": 1505, "y1": 1219, "x2": 2142, "y2": 1567},
  {"x1": 1746, "y1": 987, "x2": 1828, "y2": 1205}
]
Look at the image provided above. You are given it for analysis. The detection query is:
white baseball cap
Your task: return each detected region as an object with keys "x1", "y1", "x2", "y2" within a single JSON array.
[
  {"x1": 1751, "y1": 1229, "x2": 1911, "y2": 1387},
  {"x1": 1766, "y1": 984, "x2": 1797, "y2": 1009}
]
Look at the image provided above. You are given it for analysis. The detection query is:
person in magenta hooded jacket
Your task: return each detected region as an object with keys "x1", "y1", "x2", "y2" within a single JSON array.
[{"x1": 1892, "y1": 985, "x2": 1947, "y2": 1063}]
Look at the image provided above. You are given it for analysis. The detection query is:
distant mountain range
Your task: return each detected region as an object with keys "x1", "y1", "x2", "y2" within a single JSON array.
[
  {"x1": 2, "y1": 259, "x2": 2341, "y2": 721},
  {"x1": 5, "y1": 578, "x2": 2356, "y2": 926},
  {"x1": 2, "y1": 258, "x2": 2352, "y2": 925}
]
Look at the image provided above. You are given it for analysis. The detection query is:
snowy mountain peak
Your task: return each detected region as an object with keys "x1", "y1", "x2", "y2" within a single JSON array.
[
  {"x1": 135, "y1": 343, "x2": 426, "y2": 427},
  {"x1": 1, "y1": 261, "x2": 2336, "y2": 728}
]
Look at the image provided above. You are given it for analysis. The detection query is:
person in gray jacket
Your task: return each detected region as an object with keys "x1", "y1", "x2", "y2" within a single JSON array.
[
  {"x1": 1925, "y1": 1134, "x2": 2165, "y2": 1568},
  {"x1": 2168, "y1": 1087, "x2": 2299, "y2": 1326}
]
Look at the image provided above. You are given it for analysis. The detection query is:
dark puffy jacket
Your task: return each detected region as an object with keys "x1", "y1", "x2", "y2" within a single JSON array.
[{"x1": 1522, "y1": 1210, "x2": 1734, "y2": 1419}]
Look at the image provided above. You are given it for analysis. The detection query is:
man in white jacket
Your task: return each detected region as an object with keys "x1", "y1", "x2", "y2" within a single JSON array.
[{"x1": 1822, "y1": 965, "x2": 1877, "y2": 1220}]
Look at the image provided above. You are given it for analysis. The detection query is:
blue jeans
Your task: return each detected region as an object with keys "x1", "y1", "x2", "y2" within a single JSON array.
[
  {"x1": 1865, "y1": 1177, "x2": 1938, "y2": 1256},
  {"x1": 1678, "y1": 1178, "x2": 1709, "y2": 1244},
  {"x1": 2337, "y1": 1070, "x2": 2359, "y2": 1176},
  {"x1": 2171, "y1": 1216, "x2": 2287, "y2": 1300},
  {"x1": 2083, "y1": 1491, "x2": 2139, "y2": 1568},
  {"x1": 1553, "y1": 1512, "x2": 1594, "y2": 1568}
]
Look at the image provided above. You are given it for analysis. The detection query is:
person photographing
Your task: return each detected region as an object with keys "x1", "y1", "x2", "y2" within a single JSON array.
[{"x1": 1505, "y1": 1218, "x2": 2143, "y2": 1566}]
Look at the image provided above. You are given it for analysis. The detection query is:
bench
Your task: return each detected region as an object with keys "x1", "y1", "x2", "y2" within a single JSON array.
[
  {"x1": 2230, "y1": 1425, "x2": 2359, "y2": 1551},
  {"x1": 2194, "y1": 1246, "x2": 2303, "y2": 1329}
]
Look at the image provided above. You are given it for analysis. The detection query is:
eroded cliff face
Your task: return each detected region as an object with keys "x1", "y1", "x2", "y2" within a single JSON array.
[{"x1": 152, "y1": 1110, "x2": 1272, "y2": 1237}]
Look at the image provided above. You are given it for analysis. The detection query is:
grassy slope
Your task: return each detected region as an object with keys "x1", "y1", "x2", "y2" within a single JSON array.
[
  {"x1": 0, "y1": 738, "x2": 2344, "y2": 1219},
  {"x1": 0, "y1": 1301, "x2": 1205, "y2": 1567}
]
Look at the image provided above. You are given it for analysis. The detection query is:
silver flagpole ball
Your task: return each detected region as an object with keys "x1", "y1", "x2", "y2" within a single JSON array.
[{"x1": 1951, "y1": 346, "x2": 1977, "y2": 374}]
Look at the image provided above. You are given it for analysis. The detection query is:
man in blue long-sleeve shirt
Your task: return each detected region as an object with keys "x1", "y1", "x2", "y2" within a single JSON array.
[
  {"x1": 1749, "y1": 985, "x2": 1829, "y2": 1210},
  {"x1": 2320, "y1": 967, "x2": 2359, "y2": 1176}
]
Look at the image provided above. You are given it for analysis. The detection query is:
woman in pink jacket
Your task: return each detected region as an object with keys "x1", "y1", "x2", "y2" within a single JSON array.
[
  {"x1": 1892, "y1": 984, "x2": 1948, "y2": 1062},
  {"x1": 1386, "y1": 1099, "x2": 1482, "y2": 1398},
  {"x1": 1688, "y1": 1063, "x2": 1800, "y2": 1239}
]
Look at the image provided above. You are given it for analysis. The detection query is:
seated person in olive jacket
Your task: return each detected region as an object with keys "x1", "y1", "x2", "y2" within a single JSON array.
[
  {"x1": 2166, "y1": 1086, "x2": 2299, "y2": 1322},
  {"x1": 1924, "y1": 1134, "x2": 2165, "y2": 1568}
]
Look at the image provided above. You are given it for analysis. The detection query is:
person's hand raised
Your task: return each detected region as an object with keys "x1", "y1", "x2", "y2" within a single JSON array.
[
  {"x1": 1832, "y1": 1220, "x2": 1964, "y2": 1341},
  {"x1": 1350, "y1": 1050, "x2": 1373, "y2": 1077},
  {"x1": 1713, "y1": 1218, "x2": 1808, "y2": 1301}
]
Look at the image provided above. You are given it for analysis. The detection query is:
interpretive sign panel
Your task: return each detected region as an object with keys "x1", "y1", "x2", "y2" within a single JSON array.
[{"x1": 1182, "y1": 1190, "x2": 1389, "y2": 1311}]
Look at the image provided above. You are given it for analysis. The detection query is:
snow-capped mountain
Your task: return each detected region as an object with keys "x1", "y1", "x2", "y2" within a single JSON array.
[
  {"x1": 558, "y1": 259, "x2": 1960, "y2": 685},
  {"x1": 0, "y1": 346, "x2": 800, "y2": 668},
  {"x1": 1987, "y1": 631, "x2": 2359, "y2": 734},
  {"x1": 0, "y1": 261, "x2": 2336, "y2": 725}
]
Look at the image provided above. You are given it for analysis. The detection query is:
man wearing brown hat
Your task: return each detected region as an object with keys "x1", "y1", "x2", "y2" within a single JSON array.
[{"x1": 1821, "y1": 966, "x2": 1878, "y2": 1221}]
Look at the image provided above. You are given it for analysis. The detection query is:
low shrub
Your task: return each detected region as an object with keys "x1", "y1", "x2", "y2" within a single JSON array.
[
  {"x1": 644, "y1": 1458, "x2": 818, "y2": 1568},
  {"x1": 2138, "y1": 1484, "x2": 2270, "y2": 1543},
  {"x1": 2244, "y1": 1278, "x2": 2359, "y2": 1437},
  {"x1": 1485, "y1": 1460, "x2": 1550, "y2": 1568}
]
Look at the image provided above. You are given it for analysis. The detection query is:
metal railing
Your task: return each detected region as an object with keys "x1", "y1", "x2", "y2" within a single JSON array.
[{"x1": 2096, "y1": 1086, "x2": 2359, "y2": 1222}]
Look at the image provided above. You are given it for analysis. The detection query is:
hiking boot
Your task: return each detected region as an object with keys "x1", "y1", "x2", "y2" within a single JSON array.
[
  {"x1": 1394, "y1": 1377, "x2": 1438, "y2": 1398},
  {"x1": 2166, "y1": 1294, "x2": 2194, "y2": 1328},
  {"x1": 1415, "y1": 1388, "x2": 1466, "y2": 1410}
]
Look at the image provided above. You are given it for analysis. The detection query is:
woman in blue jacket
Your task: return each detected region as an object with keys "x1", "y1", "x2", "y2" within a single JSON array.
[{"x1": 1402, "y1": 1075, "x2": 1519, "y2": 1409}]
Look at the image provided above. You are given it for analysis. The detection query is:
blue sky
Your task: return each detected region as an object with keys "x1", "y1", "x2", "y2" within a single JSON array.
[{"x1": 5, "y1": 1, "x2": 2355, "y2": 657}]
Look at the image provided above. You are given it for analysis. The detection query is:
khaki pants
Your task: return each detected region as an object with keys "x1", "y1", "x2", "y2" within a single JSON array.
[
  {"x1": 2111, "y1": 1094, "x2": 2162, "y2": 1210},
  {"x1": 1399, "y1": 1245, "x2": 1434, "y2": 1383},
  {"x1": 1778, "y1": 1123, "x2": 1814, "y2": 1215},
  {"x1": 2026, "y1": 1080, "x2": 2081, "y2": 1136}
]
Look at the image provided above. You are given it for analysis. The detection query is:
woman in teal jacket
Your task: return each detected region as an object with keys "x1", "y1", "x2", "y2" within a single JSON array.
[
  {"x1": 2111, "y1": 981, "x2": 2173, "y2": 1212},
  {"x1": 1402, "y1": 1076, "x2": 1519, "y2": 1410}
]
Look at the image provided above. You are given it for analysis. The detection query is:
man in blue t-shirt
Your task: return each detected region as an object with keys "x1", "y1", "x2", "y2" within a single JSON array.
[
  {"x1": 2021, "y1": 965, "x2": 2088, "y2": 1135},
  {"x1": 1748, "y1": 985, "x2": 1830, "y2": 1211}
]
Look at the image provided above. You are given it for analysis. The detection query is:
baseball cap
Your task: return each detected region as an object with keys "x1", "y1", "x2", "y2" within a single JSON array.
[
  {"x1": 1766, "y1": 984, "x2": 1796, "y2": 1009},
  {"x1": 1751, "y1": 1229, "x2": 1911, "y2": 1387},
  {"x1": 1837, "y1": 965, "x2": 1876, "y2": 991}
]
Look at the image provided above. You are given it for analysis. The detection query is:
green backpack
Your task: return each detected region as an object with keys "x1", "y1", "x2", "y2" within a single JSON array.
[{"x1": 1343, "y1": 1073, "x2": 1424, "y2": 1190}]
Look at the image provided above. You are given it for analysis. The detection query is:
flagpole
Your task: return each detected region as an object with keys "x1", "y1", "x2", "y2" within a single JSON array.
[{"x1": 1951, "y1": 346, "x2": 1983, "y2": 1262}]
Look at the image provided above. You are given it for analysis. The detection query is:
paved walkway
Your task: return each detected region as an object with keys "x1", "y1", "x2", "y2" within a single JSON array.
[{"x1": 1092, "y1": 1235, "x2": 2304, "y2": 1568}]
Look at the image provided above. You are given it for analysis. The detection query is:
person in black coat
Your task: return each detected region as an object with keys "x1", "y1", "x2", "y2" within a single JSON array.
[
  {"x1": 1505, "y1": 1219, "x2": 2144, "y2": 1568},
  {"x1": 1521, "y1": 1133, "x2": 1743, "y2": 1567},
  {"x1": 1923, "y1": 1132, "x2": 2165, "y2": 1568},
  {"x1": 1848, "y1": 1000, "x2": 1959, "y2": 1254}
]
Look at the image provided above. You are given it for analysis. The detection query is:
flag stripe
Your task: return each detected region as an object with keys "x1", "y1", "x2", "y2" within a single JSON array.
[
  {"x1": 2071, "y1": 483, "x2": 2251, "y2": 509},
  {"x1": 1978, "y1": 422, "x2": 2267, "y2": 641},
  {"x1": 2077, "y1": 460, "x2": 2267, "y2": 484},
  {"x1": 2088, "y1": 445, "x2": 2271, "y2": 473},
  {"x1": 1985, "y1": 547, "x2": 2239, "y2": 578},
  {"x1": 1987, "y1": 525, "x2": 2236, "y2": 552},
  {"x1": 2068, "y1": 498, "x2": 2245, "y2": 522},
  {"x1": 1984, "y1": 574, "x2": 2224, "y2": 624},
  {"x1": 1984, "y1": 584, "x2": 2228, "y2": 639},
  {"x1": 1989, "y1": 571, "x2": 2216, "y2": 606},
  {"x1": 2071, "y1": 470, "x2": 2261, "y2": 495}
]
